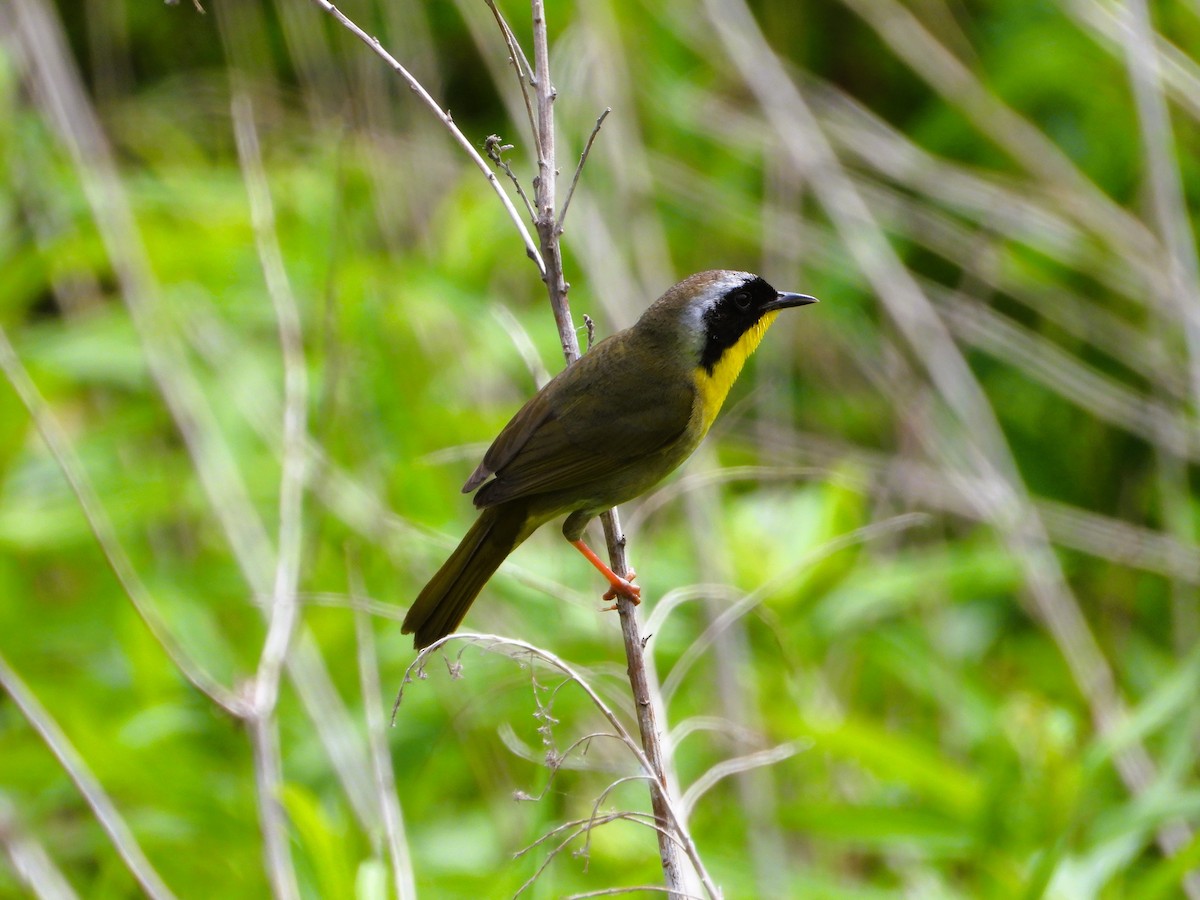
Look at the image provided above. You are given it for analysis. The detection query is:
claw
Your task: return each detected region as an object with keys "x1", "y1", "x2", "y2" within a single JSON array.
[{"x1": 601, "y1": 574, "x2": 641, "y2": 606}]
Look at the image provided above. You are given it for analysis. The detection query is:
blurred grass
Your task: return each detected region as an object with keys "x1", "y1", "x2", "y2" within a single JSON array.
[{"x1": 1, "y1": 0, "x2": 1199, "y2": 897}]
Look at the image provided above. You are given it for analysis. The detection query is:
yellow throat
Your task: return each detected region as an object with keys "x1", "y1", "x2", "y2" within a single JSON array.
[{"x1": 694, "y1": 310, "x2": 780, "y2": 431}]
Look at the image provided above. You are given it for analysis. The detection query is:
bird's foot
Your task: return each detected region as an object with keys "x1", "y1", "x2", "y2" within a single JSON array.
[{"x1": 601, "y1": 569, "x2": 639, "y2": 610}]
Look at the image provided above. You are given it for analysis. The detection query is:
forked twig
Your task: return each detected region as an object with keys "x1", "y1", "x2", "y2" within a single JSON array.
[
  {"x1": 307, "y1": 0, "x2": 545, "y2": 275},
  {"x1": 523, "y1": 3, "x2": 692, "y2": 892},
  {"x1": 513, "y1": 812, "x2": 697, "y2": 899},
  {"x1": 514, "y1": 811, "x2": 661, "y2": 857},
  {"x1": 392, "y1": 634, "x2": 716, "y2": 895},
  {"x1": 485, "y1": 134, "x2": 538, "y2": 221},
  {"x1": 314, "y1": 1, "x2": 708, "y2": 893},
  {"x1": 567, "y1": 887, "x2": 708, "y2": 900}
]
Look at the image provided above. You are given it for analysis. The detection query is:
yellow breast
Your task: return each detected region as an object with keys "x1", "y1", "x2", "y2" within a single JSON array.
[{"x1": 693, "y1": 310, "x2": 780, "y2": 432}]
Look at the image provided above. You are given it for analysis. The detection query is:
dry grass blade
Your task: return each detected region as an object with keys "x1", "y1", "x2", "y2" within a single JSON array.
[
  {"x1": 0, "y1": 796, "x2": 80, "y2": 900},
  {"x1": 11, "y1": 0, "x2": 275, "y2": 596},
  {"x1": 657, "y1": 514, "x2": 929, "y2": 703},
  {"x1": 1060, "y1": 0, "x2": 1200, "y2": 123},
  {"x1": 484, "y1": 0, "x2": 538, "y2": 143},
  {"x1": 558, "y1": 107, "x2": 612, "y2": 231},
  {"x1": 678, "y1": 741, "x2": 804, "y2": 822},
  {"x1": 762, "y1": 425, "x2": 1200, "y2": 585},
  {"x1": 221, "y1": 31, "x2": 309, "y2": 890},
  {"x1": 0, "y1": 652, "x2": 177, "y2": 900},
  {"x1": 937, "y1": 291, "x2": 1199, "y2": 459},
  {"x1": 0, "y1": 326, "x2": 243, "y2": 715},
  {"x1": 393, "y1": 633, "x2": 718, "y2": 897},
  {"x1": 837, "y1": 0, "x2": 1160, "y2": 265},
  {"x1": 10, "y1": 0, "x2": 384, "y2": 848},
  {"x1": 701, "y1": 0, "x2": 1198, "y2": 888},
  {"x1": 1113, "y1": 0, "x2": 1200, "y2": 408},
  {"x1": 350, "y1": 561, "x2": 417, "y2": 900}
]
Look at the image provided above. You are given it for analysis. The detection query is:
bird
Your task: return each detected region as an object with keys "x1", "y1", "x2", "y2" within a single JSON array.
[{"x1": 402, "y1": 270, "x2": 818, "y2": 649}]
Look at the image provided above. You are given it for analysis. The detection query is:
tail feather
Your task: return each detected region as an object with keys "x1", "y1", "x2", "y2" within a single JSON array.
[{"x1": 403, "y1": 504, "x2": 530, "y2": 649}]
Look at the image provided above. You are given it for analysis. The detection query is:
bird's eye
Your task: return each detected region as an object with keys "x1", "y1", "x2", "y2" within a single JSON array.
[{"x1": 732, "y1": 291, "x2": 752, "y2": 310}]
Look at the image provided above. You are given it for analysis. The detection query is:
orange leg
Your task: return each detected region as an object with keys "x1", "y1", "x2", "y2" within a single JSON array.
[{"x1": 570, "y1": 539, "x2": 641, "y2": 608}]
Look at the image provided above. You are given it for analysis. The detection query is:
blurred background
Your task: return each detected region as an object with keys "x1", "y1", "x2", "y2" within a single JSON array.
[{"x1": 2, "y1": 0, "x2": 1199, "y2": 896}]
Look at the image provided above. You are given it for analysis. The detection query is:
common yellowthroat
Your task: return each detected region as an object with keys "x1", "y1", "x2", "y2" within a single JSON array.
[{"x1": 403, "y1": 270, "x2": 817, "y2": 648}]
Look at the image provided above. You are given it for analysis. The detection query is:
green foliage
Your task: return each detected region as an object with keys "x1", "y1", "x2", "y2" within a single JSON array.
[{"x1": 1, "y1": 0, "x2": 1199, "y2": 897}]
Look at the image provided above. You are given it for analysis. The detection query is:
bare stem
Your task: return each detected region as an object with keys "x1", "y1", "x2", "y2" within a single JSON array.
[
  {"x1": 529, "y1": 0, "x2": 576, "y2": 360},
  {"x1": 311, "y1": 0, "x2": 706, "y2": 892},
  {"x1": 247, "y1": 714, "x2": 299, "y2": 900},
  {"x1": 526, "y1": 1, "x2": 690, "y2": 894}
]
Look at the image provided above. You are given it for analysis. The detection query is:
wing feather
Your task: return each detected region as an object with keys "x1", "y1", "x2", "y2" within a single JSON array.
[{"x1": 467, "y1": 334, "x2": 694, "y2": 507}]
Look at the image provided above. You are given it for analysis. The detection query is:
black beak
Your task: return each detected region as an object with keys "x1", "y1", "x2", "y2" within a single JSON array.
[{"x1": 765, "y1": 291, "x2": 819, "y2": 312}]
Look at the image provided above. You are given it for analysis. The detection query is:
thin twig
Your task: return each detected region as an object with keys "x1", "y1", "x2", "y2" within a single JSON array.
[
  {"x1": 514, "y1": 811, "x2": 661, "y2": 857},
  {"x1": 513, "y1": 810, "x2": 696, "y2": 900},
  {"x1": 499, "y1": 723, "x2": 628, "y2": 773},
  {"x1": 485, "y1": 134, "x2": 538, "y2": 221},
  {"x1": 245, "y1": 717, "x2": 298, "y2": 900},
  {"x1": 528, "y1": 0, "x2": 577, "y2": 357},
  {"x1": 308, "y1": 0, "x2": 545, "y2": 275},
  {"x1": 393, "y1": 634, "x2": 718, "y2": 895},
  {"x1": 558, "y1": 107, "x2": 611, "y2": 232},
  {"x1": 0, "y1": 651, "x2": 177, "y2": 900},
  {"x1": 566, "y1": 888, "x2": 707, "y2": 900},
  {"x1": 484, "y1": 0, "x2": 539, "y2": 142}
]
